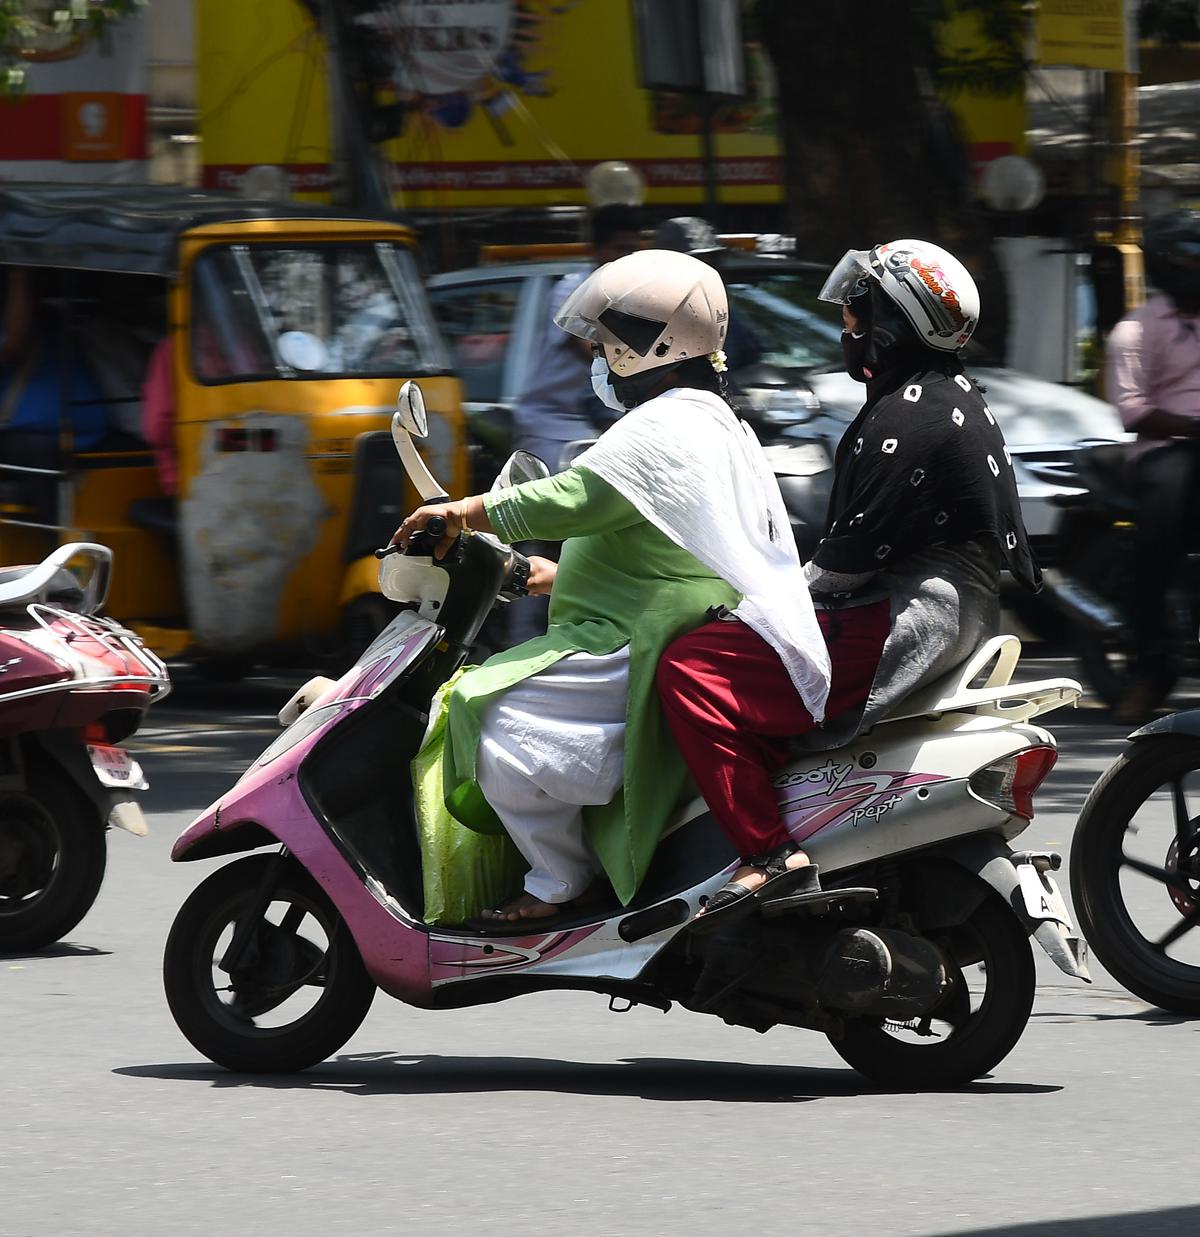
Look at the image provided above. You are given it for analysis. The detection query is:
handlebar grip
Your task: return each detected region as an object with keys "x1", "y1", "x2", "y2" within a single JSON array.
[{"x1": 375, "y1": 512, "x2": 452, "y2": 559}]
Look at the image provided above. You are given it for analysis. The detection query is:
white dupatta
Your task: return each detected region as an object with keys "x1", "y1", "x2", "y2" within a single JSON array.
[{"x1": 575, "y1": 387, "x2": 832, "y2": 721}]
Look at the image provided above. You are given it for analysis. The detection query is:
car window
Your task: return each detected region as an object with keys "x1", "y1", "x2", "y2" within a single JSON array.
[
  {"x1": 427, "y1": 280, "x2": 523, "y2": 402},
  {"x1": 725, "y1": 274, "x2": 845, "y2": 371},
  {"x1": 190, "y1": 242, "x2": 446, "y2": 382}
]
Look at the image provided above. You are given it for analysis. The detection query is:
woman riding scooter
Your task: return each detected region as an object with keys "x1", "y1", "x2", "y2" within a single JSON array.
[
  {"x1": 393, "y1": 249, "x2": 831, "y2": 927},
  {"x1": 657, "y1": 239, "x2": 1043, "y2": 930}
]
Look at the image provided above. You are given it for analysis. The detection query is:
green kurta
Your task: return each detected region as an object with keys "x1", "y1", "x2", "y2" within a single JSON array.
[{"x1": 441, "y1": 465, "x2": 737, "y2": 904}]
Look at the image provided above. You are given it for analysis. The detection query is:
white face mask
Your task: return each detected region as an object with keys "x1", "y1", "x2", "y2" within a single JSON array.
[{"x1": 590, "y1": 355, "x2": 626, "y2": 413}]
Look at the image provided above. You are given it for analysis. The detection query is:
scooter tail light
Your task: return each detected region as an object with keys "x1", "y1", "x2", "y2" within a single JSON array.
[{"x1": 968, "y1": 744, "x2": 1057, "y2": 819}]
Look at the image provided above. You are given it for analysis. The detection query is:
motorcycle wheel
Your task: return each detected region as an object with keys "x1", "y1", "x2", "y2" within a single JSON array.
[
  {"x1": 1072, "y1": 532, "x2": 1179, "y2": 712},
  {"x1": 163, "y1": 854, "x2": 376, "y2": 1072},
  {"x1": 827, "y1": 892, "x2": 1034, "y2": 1087},
  {"x1": 0, "y1": 775, "x2": 106, "y2": 952},
  {"x1": 1070, "y1": 736, "x2": 1200, "y2": 1013}
]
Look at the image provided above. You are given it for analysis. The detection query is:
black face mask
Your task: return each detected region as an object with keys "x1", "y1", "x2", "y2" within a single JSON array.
[
  {"x1": 609, "y1": 364, "x2": 679, "y2": 408},
  {"x1": 842, "y1": 281, "x2": 874, "y2": 382},
  {"x1": 841, "y1": 282, "x2": 880, "y2": 380},
  {"x1": 842, "y1": 331, "x2": 873, "y2": 383},
  {"x1": 843, "y1": 283, "x2": 924, "y2": 383}
]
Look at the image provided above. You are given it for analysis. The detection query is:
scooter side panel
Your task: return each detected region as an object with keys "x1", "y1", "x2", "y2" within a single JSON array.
[
  {"x1": 777, "y1": 715, "x2": 1051, "y2": 873},
  {"x1": 432, "y1": 715, "x2": 1056, "y2": 990}
]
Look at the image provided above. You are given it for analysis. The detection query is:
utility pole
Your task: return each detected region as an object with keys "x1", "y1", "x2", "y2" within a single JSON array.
[
  {"x1": 692, "y1": 3, "x2": 720, "y2": 228},
  {"x1": 1104, "y1": 68, "x2": 1144, "y2": 311},
  {"x1": 320, "y1": 0, "x2": 393, "y2": 214}
]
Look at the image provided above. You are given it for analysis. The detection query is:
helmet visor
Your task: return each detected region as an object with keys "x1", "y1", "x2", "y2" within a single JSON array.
[
  {"x1": 818, "y1": 249, "x2": 875, "y2": 305},
  {"x1": 555, "y1": 269, "x2": 667, "y2": 360},
  {"x1": 555, "y1": 270, "x2": 613, "y2": 343}
]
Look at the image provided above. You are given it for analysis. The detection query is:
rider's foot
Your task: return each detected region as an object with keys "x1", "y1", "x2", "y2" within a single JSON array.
[
  {"x1": 695, "y1": 847, "x2": 811, "y2": 919},
  {"x1": 480, "y1": 892, "x2": 561, "y2": 922}
]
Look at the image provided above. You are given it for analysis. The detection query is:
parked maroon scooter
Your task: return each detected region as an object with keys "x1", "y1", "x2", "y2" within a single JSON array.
[{"x1": 0, "y1": 543, "x2": 170, "y2": 951}]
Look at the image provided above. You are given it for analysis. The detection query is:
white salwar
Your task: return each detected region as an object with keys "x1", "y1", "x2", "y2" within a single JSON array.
[{"x1": 475, "y1": 646, "x2": 630, "y2": 903}]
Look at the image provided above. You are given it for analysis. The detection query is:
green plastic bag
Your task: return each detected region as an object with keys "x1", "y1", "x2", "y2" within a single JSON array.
[{"x1": 413, "y1": 670, "x2": 527, "y2": 925}]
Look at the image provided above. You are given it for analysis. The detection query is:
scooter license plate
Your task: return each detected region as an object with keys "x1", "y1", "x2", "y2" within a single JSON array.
[
  {"x1": 88, "y1": 744, "x2": 148, "y2": 791},
  {"x1": 1016, "y1": 863, "x2": 1073, "y2": 928}
]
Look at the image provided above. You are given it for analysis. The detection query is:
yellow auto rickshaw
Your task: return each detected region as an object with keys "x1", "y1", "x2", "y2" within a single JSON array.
[{"x1": 0, "y1": 184, "x2": 466, "y2": 671}]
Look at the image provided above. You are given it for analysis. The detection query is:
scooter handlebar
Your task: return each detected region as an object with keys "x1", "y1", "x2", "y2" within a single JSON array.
[{"x1": 375, "y1": 514, "x2": 450, "y2": 559}]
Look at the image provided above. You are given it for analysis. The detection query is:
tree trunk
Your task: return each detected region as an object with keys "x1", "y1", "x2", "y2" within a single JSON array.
[{"x1": 756, "y1": 0, "x2": 1008, "y2": 356}]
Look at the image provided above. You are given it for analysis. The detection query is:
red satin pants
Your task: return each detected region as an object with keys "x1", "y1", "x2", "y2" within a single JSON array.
[{"x1": 656, "y1": 603, "x2": 890, "y2": 857}]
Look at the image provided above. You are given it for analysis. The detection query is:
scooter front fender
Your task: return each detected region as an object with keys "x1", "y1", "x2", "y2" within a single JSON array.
[
  {"x1": 1128, "y1": 708, "x2": 1200, "y2": 741},
  {"x1": 947, "y1": 833, "x2": 1091, "y2": 982},
  {"x1": 171, "y1": 744, "x2": 434, "y2": 1002},
  {"x1": 33, "y1": 730, "x2": 151, "y2": 837}
]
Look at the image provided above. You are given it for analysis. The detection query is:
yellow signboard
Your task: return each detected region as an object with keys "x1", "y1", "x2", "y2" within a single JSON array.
[
  {"x1": 198, "y1": 0, "x2": 1026, "y2": 210},
  {"x1": 1037, "y1": 0, "x2": 1136, "y2": 73}
]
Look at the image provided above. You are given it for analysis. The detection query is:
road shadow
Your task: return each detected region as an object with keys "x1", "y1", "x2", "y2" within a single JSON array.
[
  {"x1": 1033, "y1": 1006, "x2": 1196, "y2": 1028},
  {"x1": 115, "y1": 1054, "x2": 1062, "y2": 1102},
  {"x1": 930, "y1": 1204, "x2": 1200, "y2": 1237},
  {"x1": 0, "y1": 942, "x2": 112, "y2": 961}
]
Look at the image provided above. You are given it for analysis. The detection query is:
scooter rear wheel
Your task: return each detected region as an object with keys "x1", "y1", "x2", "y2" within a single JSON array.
[
  {"x1": 0, "y1": 775, "x2": 106, "y2": 952},
  {"x1": 163, "y1": 854, "x2": 376, "y2": 1072},
  {"x1": 826, "y1": 891, "x2": 1035, "y2": 1087}
]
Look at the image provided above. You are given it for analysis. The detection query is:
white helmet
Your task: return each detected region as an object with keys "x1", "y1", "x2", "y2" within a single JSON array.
[
  {"x1": 555, "y1": 249, "x2": 728, "y2": 377},
  {"x1": 818, "y1": 238, "x2": 980, "y2": 352}
]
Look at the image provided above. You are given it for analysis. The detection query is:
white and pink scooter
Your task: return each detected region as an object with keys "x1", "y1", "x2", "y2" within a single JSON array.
[{"x1": 164, "y1": 383, "x2": 1089, "y2": 1088}]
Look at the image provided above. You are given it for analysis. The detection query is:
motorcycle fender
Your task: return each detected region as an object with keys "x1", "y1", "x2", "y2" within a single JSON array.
[
  {"x1": 947, "y1": 834, "x2": 1091, "y2": 982},
  {"x1": 108, "y1": 797, "x2": 149, "y2": 837},
  {"x1": 1128, "y1": 708, "x2": 1200, "y2": 741}
]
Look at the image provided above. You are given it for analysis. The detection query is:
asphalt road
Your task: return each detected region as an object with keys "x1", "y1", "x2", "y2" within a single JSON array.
[{"x1": 4, "y1": 652, "x2": 1200, "y2": 1237}]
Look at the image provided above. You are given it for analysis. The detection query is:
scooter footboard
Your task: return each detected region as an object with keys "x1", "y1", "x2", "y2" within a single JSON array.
[{"x1": 947, "y1": 834, "x2": 1091, "y2": 981}]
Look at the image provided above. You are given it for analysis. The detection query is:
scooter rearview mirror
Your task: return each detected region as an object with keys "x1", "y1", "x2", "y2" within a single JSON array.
[
  {"x1": 493, "y1": 450, "x2": 552, "y2": 493},
  {"x1": 391, "y1": 382, "x2": 448, "y2": 504},
  {"x1": 394, "y1": 380, "x2": 429, "y2": 442}
]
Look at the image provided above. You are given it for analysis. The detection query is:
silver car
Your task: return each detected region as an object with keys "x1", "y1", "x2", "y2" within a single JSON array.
[{"x1": 427, "y1": 255, "x2": 1128, "y2": 565}]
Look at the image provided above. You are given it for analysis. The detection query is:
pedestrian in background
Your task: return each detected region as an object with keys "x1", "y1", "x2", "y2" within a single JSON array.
[
  {"x1": 1105, "y1": 209, "x2": 1200, "y2": 722},
  {"x1": 506, "y1": 204, "x2": 642, "y2": 644}
]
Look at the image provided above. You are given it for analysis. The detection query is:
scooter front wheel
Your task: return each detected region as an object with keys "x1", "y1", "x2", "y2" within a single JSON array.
[
  {"x1": 826, "y1": 892, "x2": 1035, "y2": 1087},
  {"x1": 163, "y1": 854, "x2": 376, "y2": 1072},
  {"x1": 1070, "y1": 736, "x2": 1200, "y2": 1013}
]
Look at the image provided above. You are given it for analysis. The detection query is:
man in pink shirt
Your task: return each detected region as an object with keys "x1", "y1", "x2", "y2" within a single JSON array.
[
  {"x1": 1105, "y1": 209, "x2": 1200, "y2": 719},
  {"x1": 141, "y1": 336, "x2": 176, "y2": 496}
]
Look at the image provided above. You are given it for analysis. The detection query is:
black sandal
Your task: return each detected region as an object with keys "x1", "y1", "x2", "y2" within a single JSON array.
[{"x1": 690, "y1": 841, "x2": 821, "y2": 936}]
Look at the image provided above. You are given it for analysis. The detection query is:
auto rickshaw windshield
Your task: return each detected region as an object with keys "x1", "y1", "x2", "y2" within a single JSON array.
[{"x1": 191, "y1": 240, "x2": 449, "y2": 383}]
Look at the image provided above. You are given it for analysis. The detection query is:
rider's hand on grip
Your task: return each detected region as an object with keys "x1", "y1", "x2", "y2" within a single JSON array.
[{"x1": 390, "y1": 506, "x2": 458, "y2": 559}]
